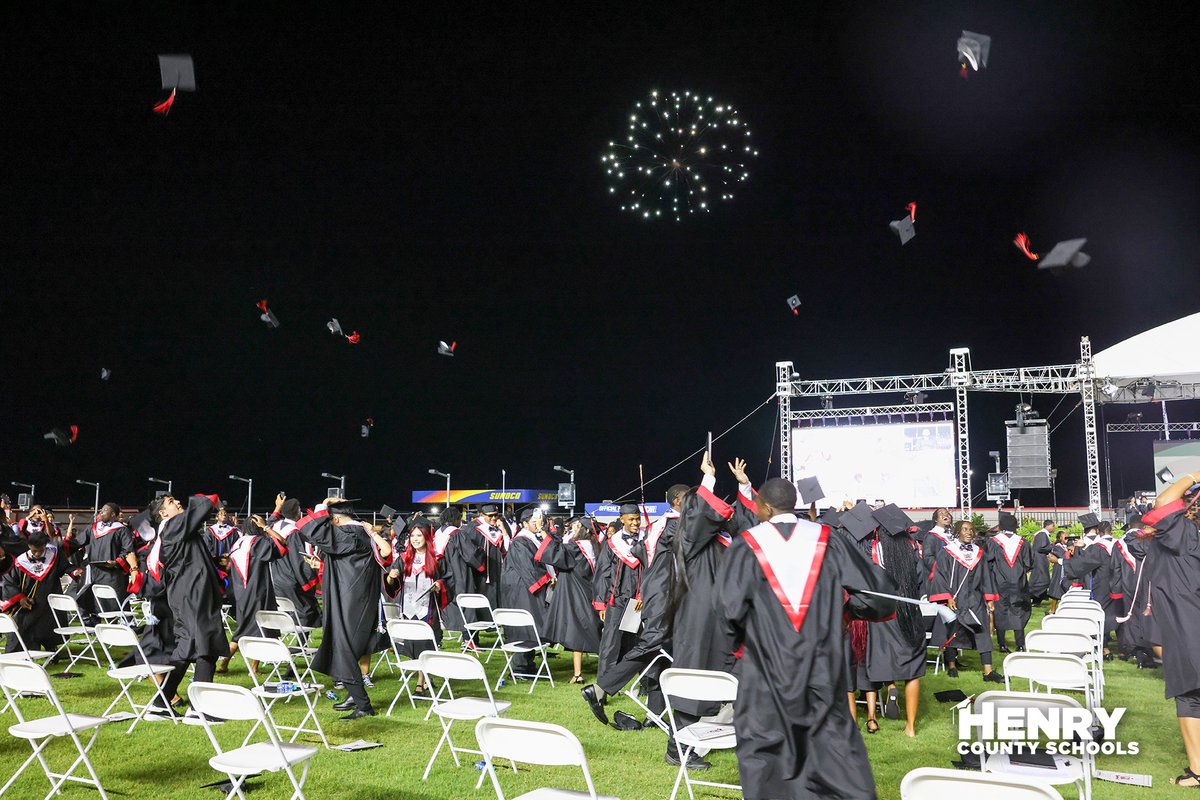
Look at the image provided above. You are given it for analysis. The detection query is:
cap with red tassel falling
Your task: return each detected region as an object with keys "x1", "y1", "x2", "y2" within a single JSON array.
[
  {"x1": 256, "y1": 300, "x2": 279, "y2": 329},
  {"x1": 1013, "y1": 232, "x2": 1039, "y2": 261},
  {"x1": 155, "y1": 54, "x2": 195, "y2": 116}
]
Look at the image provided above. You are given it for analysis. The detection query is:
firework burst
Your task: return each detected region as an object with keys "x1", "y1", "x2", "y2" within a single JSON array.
[{"x1": 601, "y1": 90, "x2": 757, "y2": 221}]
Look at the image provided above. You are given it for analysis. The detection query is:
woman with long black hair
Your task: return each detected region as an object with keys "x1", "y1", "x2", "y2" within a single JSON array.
[{"x1": 537, "y1": 516, "x2": 602, "y2": 683}]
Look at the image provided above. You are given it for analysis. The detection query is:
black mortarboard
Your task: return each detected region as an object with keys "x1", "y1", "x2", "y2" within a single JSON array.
[
  {"x1": 935, "y1": 689, "x2": 970, "y2": 704},
  {"x1": 818, "y1": 508, "x2": 843, "y2": 526},
  {"x1": 100, "y1": 368, "x2": 111, "y2": 381},
  {"x1": 520, "y1": 507, "x2": 542, "y2": 522},
  {"x1": 915, "y1": 519, "x2": 937, "y2": 534},
  {"x1": 618, "y1": 502, "x2": 640, "y2": 516},
  {"x1": 479, "y1": 503, "x2": 500, "y2": 515},
  {"x1": 379, "y1": 504, "x2": 398, "y2": 518},
  {"x1": 872, "y1": 504, "x2": 915, "y2": 536},
  {"x1": 996, "y1": 511, "x2": 1018, "y2": 532},
  {"x1": 1156, "y1": 467, "x2": 1175, "y2": 484},
  {"x1": 786, "y1": 295, "x2": 801, "y2": 314},
  {"x1": 1037, "y1": 238, "x2": 1090, "y2": 272},
  {"x1": 327, "y1": 318, "x2": 344, "y2": 337},
  {"x1": 841, "y1": 502, "x2": 877, "y2": 541},
  {"x1": 158, "y1": 54, "x2": 197, "y2": 92},
  {"x1": 129, "y1": 509, "x2": 157, "y2": 542},
  {"x1": 794, "y1": 476, "x2": 825, "y2": 505},
  {"x1": 889, "y1": 215, "x2": 915, "y2": 245},
  {"x1": 438, "y1": 340, "x2": 456, "y2": 357},
  {"x1": 1077, "y1": 512, "x2": 1100, "y2": 529},
  {"x1": 957, "y1": 31, "x2": 990, "y2": 71},
  {"x1": 43, "y1": 426, "x2": 78, "y2": 447},
  {"x1": 260, "y1": 310, "x2": 279, "y2": 329}
]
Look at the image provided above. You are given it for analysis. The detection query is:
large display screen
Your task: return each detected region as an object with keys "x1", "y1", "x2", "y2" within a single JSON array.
[
  {"x1": 790, "y1": 422, "x2": 957, "y2": 508},
  {"x1": 1153, "y1": 439, "x2": 1200, "y2": 490}
]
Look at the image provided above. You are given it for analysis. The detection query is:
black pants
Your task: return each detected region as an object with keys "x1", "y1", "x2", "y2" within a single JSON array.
[
  {"x1": 162, "y1": 655, "x2": 217, "y2": 703},
  {"x1": 944, "y1": 648, "x2": 992, "y2": 667},
  {"x1": 667, "y1": 711, "x2": 699, "y2": 756},
  {"x1": 341, "y1": 675, "x2": 373, "y2": 712}
]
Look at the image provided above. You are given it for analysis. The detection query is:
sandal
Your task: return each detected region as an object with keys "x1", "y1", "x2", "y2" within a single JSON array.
[
  {"x1": 414, "y1": 684, "x2": 427, "y2": 694},
  {"x1": 1172, "y1": 767, "x2": 1200, "y2": 787},
  {"x1": 866, "y1": 719, "x2": 879, "y2": 734},
  {"x1": 569, "y1": 675, "x2": 584, "y2": 685}
]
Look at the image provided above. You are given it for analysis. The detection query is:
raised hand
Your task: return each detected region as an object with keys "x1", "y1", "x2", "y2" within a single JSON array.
[
  {"x1": 728, "y1": 457, "x2": 750, "y2": 485},
  {"x1": 701, "y1": 451, "x2": 716, "y2": 476}
]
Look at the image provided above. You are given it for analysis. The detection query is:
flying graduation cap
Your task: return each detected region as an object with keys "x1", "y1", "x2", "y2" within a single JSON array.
[
  {"x1": 889, "y1": 201, "x2": 917, "y2": 245},
  {"x1": 346, "y1": 331, "x2": 361, "y2": 344},
  {"x1": 786, "y1": 295, "x2": 801, "y2": 315},
  {"x1": 957, "y1": 31, "x2": 991, "y2": 73},
  {"x1": 437, "y1": 340, "x2": 456, "y2": 357},
  {"x1": 1037, "y1": 238, "x2": 1091, "y2": 273},
  {"x1": 256, "y1": 300, "x2": 279, "y2": 329},
  {"x1": 794, "y1": 476, "x2": 825, "y2": 505},
  {"x1": 100, "y1": 367, "x2": 111, "y2": 381},
  {"x1": 361, "y1": 417, "x2": 375, "y2": 438},
  {"x1": 155, "y1": 54, "x2": 196, "y2": 115},
  {"x1": 327, "y1": 318, "x2": 343, "y2": 337},
  {"x1": 1013, "y1": 232, "x2": 1039, "y2": 261},
  {"x1": 44, "y1": 425, "x2": 79, "y2": 447}
]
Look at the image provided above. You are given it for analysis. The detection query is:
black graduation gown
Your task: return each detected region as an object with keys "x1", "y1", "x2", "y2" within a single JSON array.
[
  {"x1": 1029, "y1": 530, "x2": 1052, "y2": 600},
  {"x1": 919, "y1": 528, "x2": 955, "y2": 597},
  {"x1": 988, "y1": 532, "x2": 1032, "y2": 631},
  {"x1": 1046, "y1": 542, "x2": 1070, "y2": 599},
  {"x1": 537, "y1": 536, "x2": 600, "y2": 652},
  {"x1": 441, "y1": 525, "x2": 485, "y2": 632},
  {"x1": 268, "y1": 519, "x2": 322, "y2": 628},
  {"x1": 927, "y1": 542, "x2": 996, "y2": 654},
  {"x1": 594, "y1": 531, "x2": 644, "y2": 694},
  {"x1": 296, "y1": 510, "x2": 390, "y2": 682},
  {"x1": 717, "y1": 518, "x2": 897, "y2": 800},
  {"x1": 1062, "y1": 538, "x2": 1120, "y2": 635},
  {"x1": 500, "y1": 530, "x2": 553, "y2": 631},
  {"x1": 1114, "y1": 537, "x2": 1148, "y2": 652},
  {"x1": 79, "y1": 520, "x2": 136, "y2": 600},
  {"x1": 159, "y1": 495, "x2": 230, "y2": 661},
  {"x1": 125, "y1": 540, "x2": 174, "y2": 664},
  {"x1": 228, "y1": 530, "x2": 286, "y2": 640},
  {"x1": 468, "y1": 518, "x2": 509, "y2": 606},
  {"x1": 1, "y1": 542, "x2": 76, "y2": 651},
  {"x1": 622, "y1": 513, "x2": 679, "y2": 662},
  {"x1": 865, "y1": 536, "x2": 926, "y2": 683},
  {"x1": 1142, "y1": 500, "x2": 1200, "y2": 698}
]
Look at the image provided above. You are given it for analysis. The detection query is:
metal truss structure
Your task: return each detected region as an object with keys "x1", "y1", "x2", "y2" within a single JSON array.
[
  {"x1": 1105, "y1": 422, "x2": 1200, "y2": 434},
  {"x1": 791, "y1": 402, "x2": 954, "y2": 421}
]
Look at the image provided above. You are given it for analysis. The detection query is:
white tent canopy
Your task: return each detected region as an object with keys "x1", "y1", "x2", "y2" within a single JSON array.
[{"x1": 1093, "y1": 311, "x2": 1200, "y2": 386}]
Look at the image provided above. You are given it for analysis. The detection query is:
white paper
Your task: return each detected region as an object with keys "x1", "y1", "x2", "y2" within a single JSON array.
[
  {"x1": 687, "y1": 723, "x2": 735, "y2": 741},
  {"x1": 619, "y1": 602, "x2": 643, "y2": 633},
  {"x1": 334, "y1": 739, "x2": 383, "y2": 752},
  {"x1": 1094, "y1": 769, "x2": 1152, "y2": 787}
]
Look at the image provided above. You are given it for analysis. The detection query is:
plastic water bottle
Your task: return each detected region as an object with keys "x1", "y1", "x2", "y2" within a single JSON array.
[
  {"x1": 474, "y1": 760, "x2": 487, "y2": 771},
  {"x1": 498, "y1": 679, "x2": 505, "y2": 688},
  {"x1": 325, "y1": 690, "x2": 339, "y2": 702},
  {"x1": 278, "y1": 681, "x2": 297, "y2": 694}
]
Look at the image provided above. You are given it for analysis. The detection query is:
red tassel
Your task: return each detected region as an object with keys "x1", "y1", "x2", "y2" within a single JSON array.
[
  {"x1": 346, "y1": 331, "x2": 361, "y2": 344},
  {"x1": 366, "y1": 417, "x2": 374, "y2": 426},
  {"x1": 906, "y1": 202, "x2": 916, "y2": 223},
  {"x1": 450, "y1": 341, "x2": 456, "y2": 352},
  {"x1": 256, "y1": 299, "x2": 269, "y2": 313},
  {"x1": 69, "y1": 425, "x2": 79, "y2": 443},
  {"x1": 153, "y1": 88, "x2": 176, "y2": 116},
  {"x1": 960, "y1": 64, "x2": 969, "y2": 80},
  {"x1": 1013, "y1": 232, "x2": 1039, "y2": 260},
  {"x1": 792, "y1": 308, "x2": 799, "y2": 316}
]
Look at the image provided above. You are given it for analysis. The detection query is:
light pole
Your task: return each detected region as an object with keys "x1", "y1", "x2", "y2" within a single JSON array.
[
  {"x1": 553, "y1": 465, "x2": 576, "y2": 513},
  {"x1": 500, "y1": 469, "x2": 506, "y2": 518},
  {"x1": 148, "y1": 476, "x2": 172, "y2": 497},
  {"x1": 429, "y1": 469, "x2": 450, "y2": 509},
  {"x1": 76, "y1": 479, "x2": 100, "y2": 517},
  {"x1": 229, "y1": 475, "x2": 252, "y2": 518},
  {"x1": 321, "y1": 472, "x2": 346, "y2": 499},
  {"x1": 11, "y1": 482, "x2": 35, "y2": 508},
  {"x1": 1050, "y1": 468, "x2": 1058, "y2": 516}
]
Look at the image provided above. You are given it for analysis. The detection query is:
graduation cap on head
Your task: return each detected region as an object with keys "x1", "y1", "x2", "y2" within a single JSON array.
[
  {"x1": 957, "y1": 31, "x2": 991, "y2": 71},
  {"x1": 794, "y1": 476, "x2": 825, "y2": 506},
  {"x1": 872, "y1": 503, "x2": 915, "y2": 536},
  {"x1": 1077, "y1": 512, "x2": 1100, "y2": 529},
  {"x1": 1037, "y1": 238, "x2": 1091, "y2": 273},
  {"x1": 889, "y1": 215, "x2": 915, "y2": 245},
  {"x1": 786, "y1": 295, "x2": 801, "y2": 315},
  {"x1": 840, "y1": 502, "x2": 877, "y2": 541},
  {"x1": 438, "y1": 340, "x2": 456, "y2": 357},
  {"x1": 43, "y1": 425, "x2": 78, "y2": 447},
  {"x1": 327, "y1": 318, "x2": 343, "y2": 337},
  {"x1": 155, "y1": 54, "x2": 195, "y2": 115}
]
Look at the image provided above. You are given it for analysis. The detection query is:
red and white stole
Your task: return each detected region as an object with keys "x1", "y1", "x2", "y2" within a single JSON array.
[
  {"x1": 740, "y1": 517, "x2": 829, "y2": 632},
  {"x1": 93, "y1": 520, "x2": 125, "y2": 539},
  {"x1": 644, "y1": 511, "x2": 679, "y2": 565},
  {"x1": 1091, "y1": 537, "x2": 1116, "y2": 555},
  {"x1": 476, "y1": 521, "x2": 506, "y2": 549},
  {"x1": 14, "y1": 544, "x2": 59, "y2": 580},
  {"x1": 514, "y1": 529, "x2": 539, "y2": 547},
  {"x1": 994, "y1": 532, "x2": 1023, "y2": 567},
  {"x1": 575, "y1": 540, "x2": 596, "y2": 572},
  {"x1": 945, "y1": 542, "x2": 983, "y2": 570},
  {"x1": 229, "y1": 535, "x2": 255, "y2": 585},
  {"x1": 608, "y1": 531, "x2": 641, "y2": 569},
  {"x1": 434, "y1": 525, "x2": 458, "y2": 557},
  {"x1": 208, "y1": 523, "x2": 237, "y2": 542}
]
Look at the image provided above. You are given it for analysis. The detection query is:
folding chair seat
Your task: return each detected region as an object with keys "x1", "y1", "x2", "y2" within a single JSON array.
[
  {"x1": 624, "y1": 650, "x2": 674, "y2": 732},
  {"x1": 660, "y1": 668, "x2": 740, "y2": 800},
  {"x1": 0, "y1": 659, "x2": 110, "y2": 799},
  {"x1": 1003, "y1": 652, "x2": 1095, "y2": 711},
  {"x1": 237, "y1": 636, "x2": 328, "y2": 748},
  {"x1": 491, "y1": 608, "x2": 555, "y2": 693},
  {"x1": 455, "y1": 593, "x2": 500, "y2": 661},
  {"x1": 973, "y1": 690, "x2": 1092, "y2": 800},
  {"x1": 385, "y1": 618, "x2": 450, "y2": 717},
  {"x1": 475, "y1": 717, "x2": 620, "y2": 800},
  {"x1": 188, "y1": 681, "x2": 319, "y2": 800},
  {"x1": 47, "y1": 594, "x2": 101, "y2": 670},
  {"x1": 419, "y1": 651, "x2": 510, "y2": 782},
  {"x1": 900, "y1": 766, "x2": 1066, "y2": 799},
  {"x1": 92, "y1": 623, "x2": 177, "y2": 732},
  {"x1": 91, "y1": 585, "x2": 137, "y2": 625}
]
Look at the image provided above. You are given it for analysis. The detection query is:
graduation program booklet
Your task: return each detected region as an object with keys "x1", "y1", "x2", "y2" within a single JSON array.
[
  {"x1": 619, "y1": 602, "x2": 643, "y2": 633},
  {"x1": 687, "y1": 723, "x2": 735, "y2": 741}
]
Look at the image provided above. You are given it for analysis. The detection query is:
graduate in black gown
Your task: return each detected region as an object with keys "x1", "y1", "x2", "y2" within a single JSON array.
[
  {"x1": 537, "y1": 516, "x2": 601, "y2": 683},
  {"x1": 221, "y1": 515, "x2": 288, "y2": 672},
  {"x1": 1029, "y1": 520, "x2": 1055, "y2": 602},
  {"x1": 439, "y1": 505, "x2": 484, "y2": 636},
  {"x1": 150, "y1": 493, "x2": 231, "y2": 708},
  {"x1": 203, "y1": 505, "x2": 240, "y2": 606},
  {"x1": 988, "y1": 512, "x2": 1032, "y2": 653},
  {"x1": 74, "y1": 503, "x2": 137, "y2": 618},
  {"x1": 297, "y1": 498, "x2": 393, "y2": 719},
  {"x1": 268, "y1": 496, "x2": 322, "y2": 628},
  {"x1": 1062, "y1": 516, "x2": 1121, "y2": 655},
  {"x1": 383, "y1": 522, "x2": 452, "y2": 693},
  {"x1": 927, "y1": 519, "x2": 1004, "y2": 683},
  {"x1": 1113, "y1": 529, "x2": 1153, "y2": 666},
  {"x1": 717, "y1": 478, "x2": 897, "y2": 800},
  {"x1": 1140, "y1": 472, "x2": 1200, "y2": 787},
  {"x1": 1, "y1": 530, "x2": 76, "y2": 652},
  {"x1": 463, "y1": 504, "x2": 509, "y2": 608},
  {"x1": 500, "y1": 508, "x2": 553, "y2": 677},
  {"x1": 1044, "y1": 531, "x2": 1073, "y2": 609},
  {"x1": 123, "y1": 531, "x2": 175, "y2": 667}
]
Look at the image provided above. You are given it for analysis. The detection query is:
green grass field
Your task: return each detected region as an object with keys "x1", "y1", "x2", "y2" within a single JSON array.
[{"x1": 0, "y1": 606, "x2": 1185, "y2": 799}]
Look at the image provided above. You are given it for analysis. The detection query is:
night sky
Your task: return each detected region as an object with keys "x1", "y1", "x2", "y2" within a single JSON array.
[{"x1": 6, "y1": 3, "x2": 1199, "y2": 513}]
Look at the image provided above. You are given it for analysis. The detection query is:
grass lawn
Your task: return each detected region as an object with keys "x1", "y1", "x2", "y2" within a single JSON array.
[{"x1": 0, "y1": 605, "x2": 1185, "y2": 799}]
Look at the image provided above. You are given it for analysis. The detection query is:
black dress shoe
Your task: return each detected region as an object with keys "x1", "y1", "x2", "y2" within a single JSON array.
[
  {"x1": 581, "y1": 685, "x2": 608, "y2": 725},
  {"x1": 340, "y1": 708, "x2": 377, "y2": 720},
  {"x1": 997, "y1": 645, "x2": 1010, "y2": 654},
  {"x1": 332, "y1": 698, "x2": 356, "y2": 711},
  {"x1": 947, "y1": 667, "x2": 959, "y2": 678},
  {"x1": 983, "y1": 671, "x2": 1005, "y2": 684},
  {"x1": 665, "y1": 749, "x2": 711, "y2": 771}
]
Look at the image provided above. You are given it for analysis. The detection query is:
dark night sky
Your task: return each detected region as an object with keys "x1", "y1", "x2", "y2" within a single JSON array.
[{"x1": 5, "y1": 3, "x2": 1199, "y2": 512}]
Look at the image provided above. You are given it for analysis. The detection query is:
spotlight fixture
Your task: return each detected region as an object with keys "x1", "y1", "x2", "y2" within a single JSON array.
[
  {"x1": 1101, "y1": 379, "x2": 1120, "y2": 398},
  {"x1": 821, "y1": 395, "x2": 833, "y2": 410},
  {"x1": 1125, "y1": 412, "x2": 1143, "y2": 424},
  {"x1": 1141, "y1": 382, "x2": 1156, "y2": 399}
]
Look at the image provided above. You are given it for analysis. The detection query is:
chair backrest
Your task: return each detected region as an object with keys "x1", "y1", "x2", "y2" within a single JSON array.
[
  {"x1": 660, "y1": 668, "x2": 739, "y2": 705},
  {"x1": 237, "y1": 636, "x2": 293, "y2": 666},
  {"x1": 1003, "y1": 652, "x2": 1089, "y2": 686},
  {"x1": 420, "y1": 650, "x2": 489, "y2": 682},
  {"x1": 92, "y1": 584, "x2": 120, "y2": 602},
  {"x1": 387, "y1": 618, "x2": 437, "y2": 646},
  {"x1": 455, "y1": 593, "x2": 492, "y2": 611},
  {"x1": 0, "y1": 612, "x2": 18, "y2": 636},
  {"x1": 255, "y1": 609, "x2": 296, "y2": 633},
  {"x1": 187, "y1": 681, "x2": 269, "y2": 723},
  {"x1": 900, "y1": 766, "x2": 1065, "y2": 799},
  {"x1": 1024, "y1": 631, "x2": 1094, "y2": 658},
  {"x1": 381, "y1": 601, "x2": 401, "y2": 621},
  {"x1": 1056, "y1": 606, "x2": 1104, "y2": 624},
  {"x1": 973, "y1": 689, "x2": 1085, "y2": 742},
  {"x1": 476, "y1": 717, "x2": 587, "y2": 767},
  {"x1": 1057, "y1": 599, "x2": 1102, "y2": 612},
  {"x1": 93, "y1": 623, "x2": 139, "y2": 649},
  {"x1": 492, "y1": 608, "x2": 538, "y2": 633},
  {"x1": 276, "y1": 596, "x2": 297, "y2": 614},
  {"x1": 47, "y1": 593, "x2": 81, "y2": 616},
  {"x1": 0, "y1": 658, "x2": 54, "y2": 695},
  {"x1": 1041, "y1": 616, "x2": 1098, "y2": 639}
]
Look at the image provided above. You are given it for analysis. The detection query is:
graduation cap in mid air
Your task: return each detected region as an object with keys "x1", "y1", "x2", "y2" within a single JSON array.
[
  {"x1": 872, "y1": 503, "x2": 915, "y2": 536},
  {"x1": 346, "y1": 331, "x2": 361, "y2": 344},
  {"x1": 889, "y1": 204, "x2": 916, "y2": 245},
  {"x1": 360, "y1": 418, "x2": 374, "y2": 438},
  {"x1": 1077, "y1": 512, "x2": 1101, "y2": 529},
  {"x1": 794, "y1": 476, "x2": 825, "y2": 506},
  {"x1": 786, "y1": 295, "x2": 801, "y2": 315},
  {"x1": 379, "y1": 504, "x2": 398, "y2": 519},
  {"x1": 155, "y1": 54, "x2": 195, "y2": 115},
  {"x1": 256, "y1": 300, "x2": 279, "y2": 329},
  {"x1": 327, "y1": 318, "x2": 343, "y2": 337},
  {"x1": 957, "y1": 30, "x2": 991, "y2": 72},
  {"x1": 100, "y1": 367, "x2": 111, "y2": 381},
  {"x1": 437, "y1": 340, "x2": 456, "y2": 357},
  {"x1": 1037, "y1": 238, "x2": 1091, "y2": 273},
  {"x1": 43, "y1": 425, "x2": 79, "y2": 447},
  {"x1": 840, "y1": 502, "x2": 877, "y2": 541},
  {"x1": 1157, "y1": 467, "x2": 1176, "y2": 484}
]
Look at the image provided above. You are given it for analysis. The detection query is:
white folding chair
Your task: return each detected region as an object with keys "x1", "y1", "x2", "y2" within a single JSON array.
[
  {"x1": 385, "y1": 618, "x2": 450, "y2": 718},
  {"x1": 188, "y1": 682, "x2": 319, "y2": 800},
  {"x1": 660, "y1": 668, "x2": 740, "y2": 800},
  {"x1": 1054, "y1": 606, "x2": 1107, "y2": 700},
  {"x1": 491, "y1": 608, "x2": 555, "y2": 693},
  {"x1": 221, "y1": 604, "x2": 237, "y2": 638},
  {"x1": 456, "y1": 593, "x2": 501, "y2": 661},
  {"x1": 0, "y1": 611, "x2": 55, "y2": 664},
  {"x1": 419, "y1": 651, "x2": 511, "y2": 782},
  {"x1": 624, "y1": 649, "x2": 674, "y2": 732},
  {"x1": 475, "y1": 717, "x2": 620, "y2": 800},
  {"x1": 255, "y1": 610, "x2": 318, "y2": 684},
  {"x1": 47, "y1": 594, "x2": 101, "y2": 669},
  {"x1": 1026, "y1": 630, "x2": 1095, "y2": 659},
  {"x1": 92, "y1": 624, "x2": 177, "y2": 732},
  {"x1": 237, "y1": 636, "x2": 328, "y2": 748},
  {"x1": 0, "y1": 659, "x2": 110, "y2": 799},
  {"x1": 1003, "y1": 652, "x2": 1095, "y2": 710},
  {"x1": 920, "y1": 602, "x2": 943, "y2": 675},
  {"x1": 973, "y1": 690, "x2": 1092, "y2": 800},
  {"x1": 91, "y1": 584, "x2": 136, "y2": 625},
  {"x1": 900, "y1": 766, "x2": 1065, "y2": 799},
  {"x1": 370, "y1": 600, "x2": 402, "y2": 678}
]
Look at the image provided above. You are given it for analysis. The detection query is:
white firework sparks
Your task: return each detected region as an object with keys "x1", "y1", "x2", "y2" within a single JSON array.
[{"x1": 601, "y1": 89, "x2": 757, "y2": 221}]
